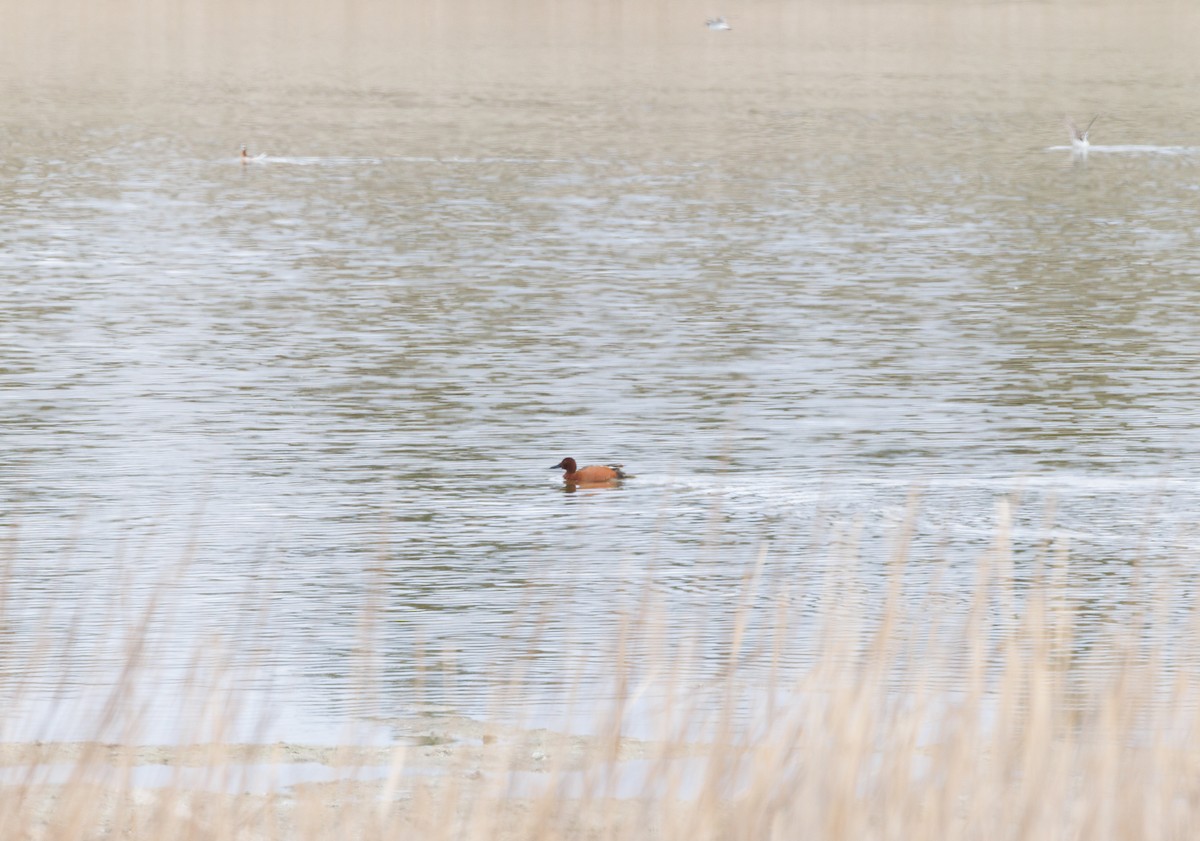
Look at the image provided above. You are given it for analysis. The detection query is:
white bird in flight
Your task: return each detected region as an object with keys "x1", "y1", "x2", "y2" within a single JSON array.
[{"x1": 1065, "y1": 116, "x2": 1098, "y2": 151}]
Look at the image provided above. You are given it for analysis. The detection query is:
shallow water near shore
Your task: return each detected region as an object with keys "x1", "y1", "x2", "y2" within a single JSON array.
[{"x1": 3, "y1": 0, "x2": 1200, "y2": 742}]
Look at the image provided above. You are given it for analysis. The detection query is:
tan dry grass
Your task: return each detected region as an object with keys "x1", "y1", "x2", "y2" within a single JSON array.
[{"x1": 4, "y1": 500, "x2": 1200, "y2": 839}]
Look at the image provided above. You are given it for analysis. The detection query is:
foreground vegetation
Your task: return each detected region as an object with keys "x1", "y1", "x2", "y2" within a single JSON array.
[{"x1": 3, "y1": 502, "x2": 1199, "y2": 839}]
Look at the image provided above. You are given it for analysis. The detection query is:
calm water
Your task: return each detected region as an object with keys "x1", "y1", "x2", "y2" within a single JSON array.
[{"x1": 3, "y1": 0, "x2": 1200, "y2": 742}]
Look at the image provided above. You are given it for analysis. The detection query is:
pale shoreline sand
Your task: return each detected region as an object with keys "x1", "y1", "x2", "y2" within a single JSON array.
[
  {"x1": 0, "y1": 716, "x2": 696, "y2": 839},
  {"x1": 0, "y1": 712, "x2": 678, "y2": 771}
]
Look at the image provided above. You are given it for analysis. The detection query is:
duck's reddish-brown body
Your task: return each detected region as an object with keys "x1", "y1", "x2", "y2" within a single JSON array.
[{"x1": 551, "y1": 457, "x2": 626, "y2": 485}]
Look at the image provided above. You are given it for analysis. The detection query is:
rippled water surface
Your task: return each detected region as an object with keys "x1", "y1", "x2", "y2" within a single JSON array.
[{"x1": 3, "y1": 0, "x2": 1200, "y2": 742}]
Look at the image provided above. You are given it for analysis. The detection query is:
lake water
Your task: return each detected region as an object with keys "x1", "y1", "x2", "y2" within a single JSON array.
[{"x1": 2, "y1": 0, "x2": 1200, "y2": 744}]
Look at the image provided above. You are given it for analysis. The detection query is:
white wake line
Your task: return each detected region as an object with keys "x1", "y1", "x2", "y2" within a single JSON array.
[
  {"x1": 234, "y1": 155, "x2": 646, "y2": 166},
  {"x1": 239, "y1": 156, "x2": 385, "y2": 166},
  {"x1": 1047, "y1": 144, "x2": 1200, "y2": 155}
]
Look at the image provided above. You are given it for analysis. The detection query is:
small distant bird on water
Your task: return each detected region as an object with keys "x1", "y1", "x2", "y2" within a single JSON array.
[
  {"x1": 551, "y1": 457, "x2": 627, "y2": 487},
  {"x1": 1065, "y1": 116, "x2": 1098, "y2": 151},
  {"x1": 240, "y1": 144, "x2": 266, "y2": 163},
  {"x1": 706, "y1": 16, "x2": 731, "y2": 30}
]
